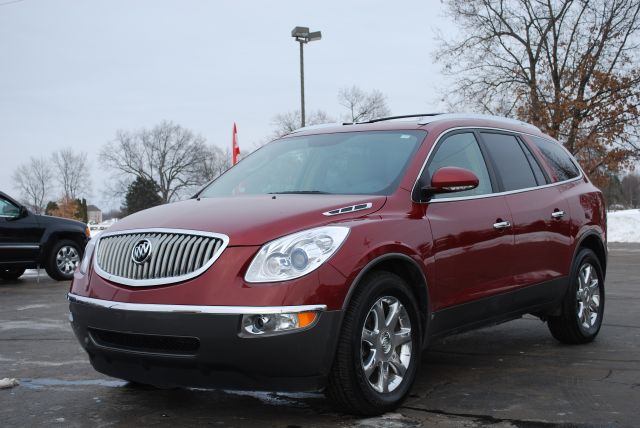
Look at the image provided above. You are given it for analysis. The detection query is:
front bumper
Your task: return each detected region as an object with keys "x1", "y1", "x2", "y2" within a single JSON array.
[{"x1": 68, "y1": 294, "x2": 341, "y2": 392}]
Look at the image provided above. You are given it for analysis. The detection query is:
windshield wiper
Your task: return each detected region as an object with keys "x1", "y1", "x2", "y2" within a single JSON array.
[{"x1": 268, "y1": 190, "x2": 332, "y2": 194}]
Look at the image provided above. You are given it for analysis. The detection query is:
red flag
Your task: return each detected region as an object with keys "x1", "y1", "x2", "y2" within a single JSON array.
[{"x1": 232, "y1": 123, "x2": 241, "y2": 165}]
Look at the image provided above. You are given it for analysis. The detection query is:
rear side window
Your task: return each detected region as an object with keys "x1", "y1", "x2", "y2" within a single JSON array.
[
  {"x1": 521, "y1": 141, "x2": 548, "y2": 185},
  {"x1": 426, "y1": 132, "x2": 493, "y2": 199},
  {"x1": 480, "y1": 133, "x2": 537, "y2": 191},
  {"x1": 530, "y1": 136, "x2": 580, "y2": 182}
]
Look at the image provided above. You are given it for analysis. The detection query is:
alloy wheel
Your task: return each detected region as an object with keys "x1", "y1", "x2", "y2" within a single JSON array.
[
  {"x1": 576, "y1": 262, "x2": 600, "y2": 329},
  {"x1": 360, "y1": 296, "x2": 412, "y2": 393},
  {"x1": 56, "y1": 245, "x2": 80, "y2": 275}
]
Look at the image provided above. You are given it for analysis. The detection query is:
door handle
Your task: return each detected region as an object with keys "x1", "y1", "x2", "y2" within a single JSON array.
[
  {"x1": 493, "y1": 220, "x2": 512, "y2": 230},
  {"x1": 551, "y1": 210, "x2": 565, "y2": 219}
]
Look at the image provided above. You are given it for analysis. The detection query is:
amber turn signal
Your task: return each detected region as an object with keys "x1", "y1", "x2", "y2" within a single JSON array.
[{"x1": 297, "y1": 311, "x2": 317, "y2": 328}]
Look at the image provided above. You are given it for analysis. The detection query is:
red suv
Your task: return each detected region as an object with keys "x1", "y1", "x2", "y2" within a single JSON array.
[{"x1": 69, "y1": 114, "x2": 606, "y2": 415}]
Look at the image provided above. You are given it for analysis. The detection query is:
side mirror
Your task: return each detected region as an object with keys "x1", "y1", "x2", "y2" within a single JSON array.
[
  {"x1": 19, "y1": 206, "x2": 28, "y2": 218},
  {"x1": 421, "y1": 166, "x2": 479, "y2": 199}
]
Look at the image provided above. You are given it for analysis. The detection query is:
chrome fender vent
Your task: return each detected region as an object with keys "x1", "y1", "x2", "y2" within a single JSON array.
[
  {"x1": 323, "y1": 202, "x2": 373, "y2": 216},
  {"x1": 94, "y1": 228, "x2": 229, "y2": 287}
]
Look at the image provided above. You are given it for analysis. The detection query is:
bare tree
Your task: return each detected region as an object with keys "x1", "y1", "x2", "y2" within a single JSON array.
[
  {"x1": 100, "y1": 120, "x2": 209, "y2": 203},
  {"x1": 51, "y1": 148, "x2": 91, "y2": 199},
  {"x1": 196, "y1": 145, "x2": 232, "y2": 183},
  {"x1": 271, "y1": 110, "x2": 334, "y2": 138},
  {"x1": 338, "y1": 86, "x2": 391, "y2": 123},
  {"x1": 436, "y1": 0, "x2": 640, "y2": 186},
  {"x1": 12, "y1": 156, "x2": 54, "y2": 214}
]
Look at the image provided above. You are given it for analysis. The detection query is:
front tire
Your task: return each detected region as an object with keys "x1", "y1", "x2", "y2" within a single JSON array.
[
  {"x1": 326, "y1": 271, "x2": 421, "y2": 415},
  {"x1": 548, "y1": 248, "x2": 605, "y2": 344},
  {"x1": 0, "y1": 267, "x2": 26, "y2": 281},
  {"x1": 45, "y1": 239, "x2": 82, "y2": 281}
]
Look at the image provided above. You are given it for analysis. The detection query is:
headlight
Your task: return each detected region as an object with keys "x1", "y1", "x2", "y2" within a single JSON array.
[
  {"x1": 245, "y1": 226, "x2": 349, "y2": 283},
  {"x1": 79, "y1": 237, "x2": 97, "y2": 275}
]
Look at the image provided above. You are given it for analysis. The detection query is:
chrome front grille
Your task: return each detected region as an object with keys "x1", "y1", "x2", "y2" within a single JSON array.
[{"x1": 94, "y1": 229, "x2": 229, "y2": 287}]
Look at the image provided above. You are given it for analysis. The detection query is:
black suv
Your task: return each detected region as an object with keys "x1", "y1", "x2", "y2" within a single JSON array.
[{"x1": 0, "y1": 191, "x2": 89, "y2": 281}]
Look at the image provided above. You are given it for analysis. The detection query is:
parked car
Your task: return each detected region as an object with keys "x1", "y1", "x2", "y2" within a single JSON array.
[
  {"x1": 88, "y1": 219, "x2": 118, "y2": 237},
  {"x1": 0, "y1": 191, "x2": 89, "y2": 281},
  {"x1": 68, "y1": 114, "x2": 606, "y2": 415}
]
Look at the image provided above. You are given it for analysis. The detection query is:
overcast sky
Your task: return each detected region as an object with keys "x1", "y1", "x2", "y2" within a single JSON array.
[{"x1": 0, "y1": 0, "x2": 453, "y2": 210}]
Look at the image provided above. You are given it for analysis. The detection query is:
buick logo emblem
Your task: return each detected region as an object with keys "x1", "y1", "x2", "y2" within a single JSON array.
[{"x1": 131, "y1": 239, "x2": 152, "y2": 264}]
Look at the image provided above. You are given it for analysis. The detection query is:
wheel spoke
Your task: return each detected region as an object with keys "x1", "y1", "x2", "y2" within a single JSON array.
[
  {"x1": 393, "y1": 328, "x2": 412, "y2": 347},
  {"x1": 373, "y1": 301, "x2": 385, "y2": 331},
  {"x1": 362, "y1": 328, "x2": 377, "y2": 345},
  {"x1": 582, "y1": 306, "x2": 591, "y2": 327},
  {"x1": 577, "y1": 302, "x2": 583, "y2": 317},
  {"x1": 386, "y1": 301, "x2": 400, "y2": 329},
  {"x1": 389, "y1": 355, "x2": 407, "y2": 377},
  {"x1": 376, "y1": 361, "x2": 389, "y2": 393},
  {"x1": 362, "y1": 350, "x2": 377, "y2": 378},
  {"x1": 582, "y1": 265, "x2": 592, "y2": 286}
]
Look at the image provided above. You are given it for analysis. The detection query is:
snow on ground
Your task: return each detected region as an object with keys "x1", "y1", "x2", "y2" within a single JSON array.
[{"x1": 607, "y1": 209, "x2": 640, "y2": 243}]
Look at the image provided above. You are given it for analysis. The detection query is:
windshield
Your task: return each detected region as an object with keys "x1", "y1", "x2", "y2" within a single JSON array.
[{"x1": 199, "y1": 130, "x2": 426, "y2": 197}]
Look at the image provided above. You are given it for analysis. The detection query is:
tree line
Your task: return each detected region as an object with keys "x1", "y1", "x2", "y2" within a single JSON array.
[
  {"x1": 602, "y1": 173, "x2": 640, "y2": 210},
  {"x1": 13, "y1": 148, "x2": 91, "y2": 217},
  {"x1": 11, "y1": 122, "x2": 232, "y2": 219}
]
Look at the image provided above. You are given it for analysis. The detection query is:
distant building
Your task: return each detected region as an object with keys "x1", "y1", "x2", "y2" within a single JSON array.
[{"x1": 87, "y1": 205, "x2": 102, "y2": 223}]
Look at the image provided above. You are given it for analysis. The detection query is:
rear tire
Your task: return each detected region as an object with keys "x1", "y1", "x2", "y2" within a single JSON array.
[
  {"x1": 548, "y1": 248, "x2": 604, "y2": 344},
  {"x1": 0, "y1": 267, "x2": 26, "y2": 281},
  {"x1": 45, "y1": 239, "x2": 82, "y2": 281},
  {"x1": 326, "y1": 271, "x2": 421, "y2": 415}
]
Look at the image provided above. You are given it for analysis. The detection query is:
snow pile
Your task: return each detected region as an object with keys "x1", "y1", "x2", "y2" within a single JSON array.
[
  {"x1": 607, "y1": 209, "x2": 640, "y2": 243},
  {"x1": 0, "y1": 378, "x2": 19, "y2": 389}
]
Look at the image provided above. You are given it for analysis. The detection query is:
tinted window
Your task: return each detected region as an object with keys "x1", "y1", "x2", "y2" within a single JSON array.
[
  {"x1": 520, "y1": 141, "x2": 547, "y2": 185},
  {"x1": 0, "y1": 197, "x2": 20, "y2": 218},
  {"x1": 200, "y1": 131, "x2": 425, "y2": 197},
  {"x1": 481, "y1": 133, "x2": 537, "y2": 191},
  {"x1": 426, "y1": 132, "x2": 492, "y2": 198},
  {"x1": 530, "y1": 136, "x2": 580, "y2": 182}
]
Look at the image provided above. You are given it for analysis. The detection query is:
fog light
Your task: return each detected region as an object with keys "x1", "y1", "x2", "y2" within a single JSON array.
[{"x1": 241, "y1": 311, "x2": 318, "y2": 337}]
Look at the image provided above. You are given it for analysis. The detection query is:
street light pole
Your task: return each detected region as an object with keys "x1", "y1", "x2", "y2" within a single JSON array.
[
  {"x1": 299, "y1": 39, "x2": 305, "y2": 127},
  {"x1": 291, "y1": 26, "x2": 321, "y2": 128}
]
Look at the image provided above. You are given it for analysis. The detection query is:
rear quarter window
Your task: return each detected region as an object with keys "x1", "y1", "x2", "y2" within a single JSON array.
[
  {"x1": 480, "y1": 132, "x2": 538, "y2": 191},
  {"x1": 530, "y1": 136, "x2": 581, "y2": 182}
]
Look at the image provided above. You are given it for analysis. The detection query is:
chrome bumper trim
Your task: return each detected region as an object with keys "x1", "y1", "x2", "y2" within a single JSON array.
[{"x1": 67, "y1": 293, "x2": 327, "y2": 315}]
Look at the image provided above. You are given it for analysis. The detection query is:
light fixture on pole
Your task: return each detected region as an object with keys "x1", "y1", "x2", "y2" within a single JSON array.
[{"x1": 291, "y1": 26, "x2": 322, "y2": 127}]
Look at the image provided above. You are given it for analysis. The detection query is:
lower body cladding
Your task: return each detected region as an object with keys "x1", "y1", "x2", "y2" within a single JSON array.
[{"x1": 68, "y1": 294, "x2": 341, "y2": 392}]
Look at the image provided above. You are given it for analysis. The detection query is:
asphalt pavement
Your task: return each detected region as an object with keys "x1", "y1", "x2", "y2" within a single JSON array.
[{"x1": 1, "y1": 243, "x2": 638, "y2": 427}]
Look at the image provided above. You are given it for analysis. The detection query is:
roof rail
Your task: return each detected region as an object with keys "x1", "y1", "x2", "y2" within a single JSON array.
[
  {"x1": 363, "y1": 113, "x2": 445, "y2": 123},
  {"x1": 287, "y1": 122, "x2": 345, "y2": 134},
  {"x1": 285, "y1": 113, "x2": 540, "y2": 134},
  {"x1": 417, "y1": 113, "x2": 540, "y2": 131}
]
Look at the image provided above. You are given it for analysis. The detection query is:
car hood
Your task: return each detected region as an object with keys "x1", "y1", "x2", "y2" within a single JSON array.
[
  {"x1": 37, "y1": 214, "x2": 87, "y2": 230},
  {"x1": 107, "y1": 195, "x2": 386, "y2": 246}
]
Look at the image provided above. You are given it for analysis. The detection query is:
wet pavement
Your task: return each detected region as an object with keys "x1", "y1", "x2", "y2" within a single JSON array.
[{"x1": 1, "y1": 244, "x2": 638, "y2": 427}]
